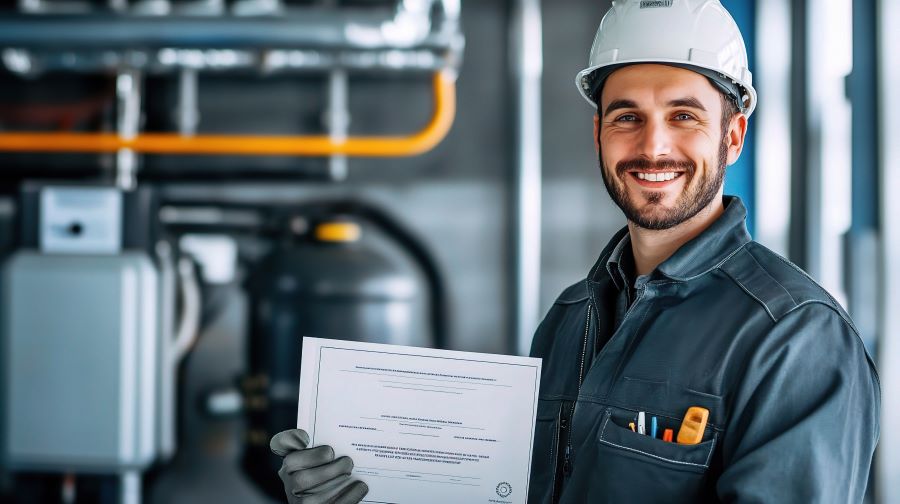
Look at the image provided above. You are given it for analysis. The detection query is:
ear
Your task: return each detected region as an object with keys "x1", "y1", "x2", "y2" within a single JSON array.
[
  {"x1": 593, "y1": 114, "x2": 600, "y2": 153},
  {"x1": 725, "y1": 113, "x2": 748, "y2": 166}
]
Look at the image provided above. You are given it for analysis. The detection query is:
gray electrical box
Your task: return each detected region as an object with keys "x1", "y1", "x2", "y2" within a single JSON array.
[
  {"x1": 39, "y1": 186, "x2": 123, "y2": 255},
  {"x1": 1, "y1": 251, "x2": 160, "y2": 472}
]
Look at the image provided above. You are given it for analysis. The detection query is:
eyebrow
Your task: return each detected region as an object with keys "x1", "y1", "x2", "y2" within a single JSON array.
[
  {"x1": 667, "y1": 97, "x2": 707, "y2": 111},
  {"x1": 603, "y1": 99, "x2": 638, "y2": 117},
  {"x1": 603, "y1": 96, "x2": 708, "y2": 117}
]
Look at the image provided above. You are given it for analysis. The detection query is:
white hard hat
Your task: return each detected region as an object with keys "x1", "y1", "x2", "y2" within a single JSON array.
[{"x1": 575, "y1": 0, "x2": 757, "y2": 117}]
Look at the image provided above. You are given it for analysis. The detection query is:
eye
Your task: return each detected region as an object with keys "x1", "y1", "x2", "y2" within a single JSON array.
[
  {"x1": 614, "y1": 113, "x2": 639, "y2": 123},
  {"x1": 673, "y1": 112, "x2": 695, "y2": 121}
]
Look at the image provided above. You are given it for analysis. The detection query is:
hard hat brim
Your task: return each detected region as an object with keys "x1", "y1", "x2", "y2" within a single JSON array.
[{"x1": 575, "y1": 59, "x2": 757, "y2": 118}]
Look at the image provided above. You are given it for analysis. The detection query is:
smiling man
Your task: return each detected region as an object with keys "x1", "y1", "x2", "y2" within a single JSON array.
[
  {"x1": 526, "y1": 0, "x2": 880, "y2": 503},
  {"x1": 267, "y1": 1, "x2": 879, "y2": 503}
]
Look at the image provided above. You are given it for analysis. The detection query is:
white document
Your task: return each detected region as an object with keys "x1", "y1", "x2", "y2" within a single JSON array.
[{"x1": 297, "y1": 337, "x2": 542, "y2": 504}]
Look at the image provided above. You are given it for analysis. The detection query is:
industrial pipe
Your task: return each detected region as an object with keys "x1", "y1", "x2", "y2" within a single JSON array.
[
  {"x1": 0, "y1": 9, "x2": 448, "y2": 50},
  {"x1": 0, "y1": 70, "x2": 456, "y2": 157}
]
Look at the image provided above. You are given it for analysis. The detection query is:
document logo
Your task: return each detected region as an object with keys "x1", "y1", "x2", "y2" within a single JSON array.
[{"x1": 496, "y1": 482, "x2": 512, "y2": 498}]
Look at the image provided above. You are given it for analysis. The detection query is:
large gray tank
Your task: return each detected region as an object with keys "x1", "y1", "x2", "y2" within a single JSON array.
[{"x1": 241, "y1": 216, "x2": 432, "y2": 499}]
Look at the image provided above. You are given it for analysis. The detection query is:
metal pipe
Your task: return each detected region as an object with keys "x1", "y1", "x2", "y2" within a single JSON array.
[
  {"x1": 327, "y1": 69, "x2": 350, "y2": 180},
  {"x1": 0, "y1": 70, "x2": 456, "y2": 157},
  {"x1": 511, "y1": 0, "x2": 542, "y2": 356},
  {"x1": 2, "y1": 47, "x2": 454, "y2": 75},
  {"x1": 876, "y1": 1, "x2": 900, "y2": 501},
  {"x1": 120, "y1": 471, "x2": 140, "y2": 504},
  {"x1": 171, "y1": 257, "x2": 201, "y2": 361},
  {"x1": 0, "y1": 9, "x2": 449, "y2": 50},
  {"x1": 177, "y1": 68, "x2": 199, "y2": 136},
  {"x1": 116, "y1": 69, "x2": 142, "y2": 190}
]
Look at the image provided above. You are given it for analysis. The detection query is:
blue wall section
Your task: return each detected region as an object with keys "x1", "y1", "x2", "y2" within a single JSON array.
[{"x1": 721, "y1": 0, "x2": 756, "y2": 237}]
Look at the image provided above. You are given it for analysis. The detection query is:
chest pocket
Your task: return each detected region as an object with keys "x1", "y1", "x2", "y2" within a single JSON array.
[
  {"x1": 598, "y1": 408, "x2": 716, "y2": 471},
  {"x1": 562, "y1": 407, "x2": 718, "y2": 504}
]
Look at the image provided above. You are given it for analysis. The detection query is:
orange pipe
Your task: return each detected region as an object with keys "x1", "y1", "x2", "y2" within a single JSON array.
[{"x1": 0, "y1": 71, "x2": 456, "y2": 157}]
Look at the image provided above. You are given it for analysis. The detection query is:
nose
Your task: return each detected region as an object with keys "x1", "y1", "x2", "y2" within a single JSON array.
[{"x1": 636, "y1": 116, "x2": 671, "y2": 159}]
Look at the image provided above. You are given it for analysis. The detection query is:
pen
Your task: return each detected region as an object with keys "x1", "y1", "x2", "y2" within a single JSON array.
[
  {"x1": 663, "y1": 428, "x2": 674, "y2": 442},
  {"x1": 628, "y1": 422, "x2": 636, "y2": 432},
  {"x1": 637, "y1": 412, "x2": 646, "y2": 435},
  {"x1": 650, "y1": 416, "x2": 658, "y2": 438}
]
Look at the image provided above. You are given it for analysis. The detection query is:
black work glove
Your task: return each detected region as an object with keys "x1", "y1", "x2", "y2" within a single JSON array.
[{"x1": 270, "y1": 429, "x2": 369, "y2": 504}]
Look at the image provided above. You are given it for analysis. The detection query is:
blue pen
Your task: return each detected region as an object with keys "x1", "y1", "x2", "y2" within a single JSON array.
[{"x1": 650, "y1": 416, "x2": 658, "y2": 438}]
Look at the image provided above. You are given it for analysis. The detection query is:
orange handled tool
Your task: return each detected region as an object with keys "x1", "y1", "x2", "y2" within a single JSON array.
[{"x1": 676, "y1": 406, "x2": 709, "y2": 445}]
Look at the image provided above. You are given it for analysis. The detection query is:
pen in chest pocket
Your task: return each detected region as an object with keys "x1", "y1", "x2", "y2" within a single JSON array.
[{"x1": 631, "y1": 408, "x2": 709, "y2": 443}]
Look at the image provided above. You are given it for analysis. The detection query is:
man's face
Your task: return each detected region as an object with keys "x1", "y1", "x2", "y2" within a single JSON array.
[{"x1": 595, "y1": 64, "x2": 740, "y2": 230}]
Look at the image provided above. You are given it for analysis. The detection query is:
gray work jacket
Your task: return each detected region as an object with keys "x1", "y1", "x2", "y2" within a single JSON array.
[{"x1": 527, "y1": 196, "x2": 880, "y2": 503}]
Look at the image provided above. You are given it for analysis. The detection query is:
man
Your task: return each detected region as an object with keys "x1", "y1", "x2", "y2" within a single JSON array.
[{"x1": 270, "y1": 1, "x2": 880, "y2": 502}]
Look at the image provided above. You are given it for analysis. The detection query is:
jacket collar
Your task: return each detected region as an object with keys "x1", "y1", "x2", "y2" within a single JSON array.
[
  {"x1": 605, "y1": 232, "x2": 633, "y2": 291},
  {"x1": 590, "y1": 196, "x2": 752, "y2": 284}
]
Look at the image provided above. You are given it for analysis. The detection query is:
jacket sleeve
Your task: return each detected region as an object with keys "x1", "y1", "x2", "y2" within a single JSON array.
[{"x1": 716, "y1": 302, "x2": 881, "y2": 503}]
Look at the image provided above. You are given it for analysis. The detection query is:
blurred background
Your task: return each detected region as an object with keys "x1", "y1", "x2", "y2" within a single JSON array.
[{"x1": 0, "y1": 0, "x2": 896, "y2": 502}]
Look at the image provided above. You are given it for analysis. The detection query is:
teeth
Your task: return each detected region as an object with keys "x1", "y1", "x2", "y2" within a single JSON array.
[{"x1": 635, "y1": 172, "x2": 678, "y2": 182}]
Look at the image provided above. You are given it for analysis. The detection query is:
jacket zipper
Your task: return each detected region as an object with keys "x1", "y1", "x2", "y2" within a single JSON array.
[
  {"x1": 551, "y1": 304, "x2": 591, "y2": 503},
  {"x1": 550, "y1": 286, "x2": 647, "y2": 503}
]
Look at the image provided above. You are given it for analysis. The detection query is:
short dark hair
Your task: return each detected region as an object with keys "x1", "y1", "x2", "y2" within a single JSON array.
[{"x1": 719, "y1": 92, "x2": 740, "y2": 138}]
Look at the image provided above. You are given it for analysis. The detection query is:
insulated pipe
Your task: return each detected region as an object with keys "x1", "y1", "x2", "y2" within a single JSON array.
[
  {"x1": 0, "y1": 11, "x2": 439, "y2": 50},
  {"x1": 0, "y1": 70, "x2": 456, "y2": 157}
]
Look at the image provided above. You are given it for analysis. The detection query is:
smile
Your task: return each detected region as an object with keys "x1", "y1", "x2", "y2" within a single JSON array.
[
  {"x1": 634, "y1": 171, "x2": 681, "y2": 182},
  {"x1": 626, "y1": 170, "x2": 686, "y2": 187}
]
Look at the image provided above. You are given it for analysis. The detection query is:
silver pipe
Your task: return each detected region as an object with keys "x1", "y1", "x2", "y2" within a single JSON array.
[
  {"x1": 177, "y1": 68, "x2": 199, "y2": 136},
  {"x1": 327, "y1": 69, "x2": 350, "y2": 181},
  {"x1": 877, "y1": 0, "x2": 900, "y2": 501},
  {"x1": 117, "y1": 69, "x2": 142, "y2": 140},
  {"x1": 231, "y1": 0, "x2": 281, "y2": 17},
  {"x1": 158, "y1": 206, "x2": 263, "y2": 227},
  {"x1": 116, "y1": 69, "x2": 142, "y2": 190},
  {"x1": 1, "y1": 47, "x2": 454, "y2": 75},
  {"x1": 0, "y1": 9, "x2": 449, "y2": 50},
  {"x1": 155, "y1": 240, "x2": 177, "y2": 461},
  {"x1": 0, "y1": 0, "x2": 464, "y2": 75},
  {"x1": 19, "y1": 0, "x2": 94, "y2": 14},
  {"x1": 120, "y1": 471, "x2": 141, "y2": 504},
  {"x1": 108, "y1": 0, "x2": 128, "y2": 13},
  {"x1": 511, "y1": 0, "x2": 542, "y2": 356}
]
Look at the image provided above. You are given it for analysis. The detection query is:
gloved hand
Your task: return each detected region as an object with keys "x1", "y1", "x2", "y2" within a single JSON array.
[{"x1": 270, "y1": 429, "x2": 369, "y2": 504}]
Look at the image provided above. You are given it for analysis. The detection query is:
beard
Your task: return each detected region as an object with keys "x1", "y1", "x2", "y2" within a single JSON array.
[{"x1": 599, "y1": 138, "x2": 728, "y2": 230}]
